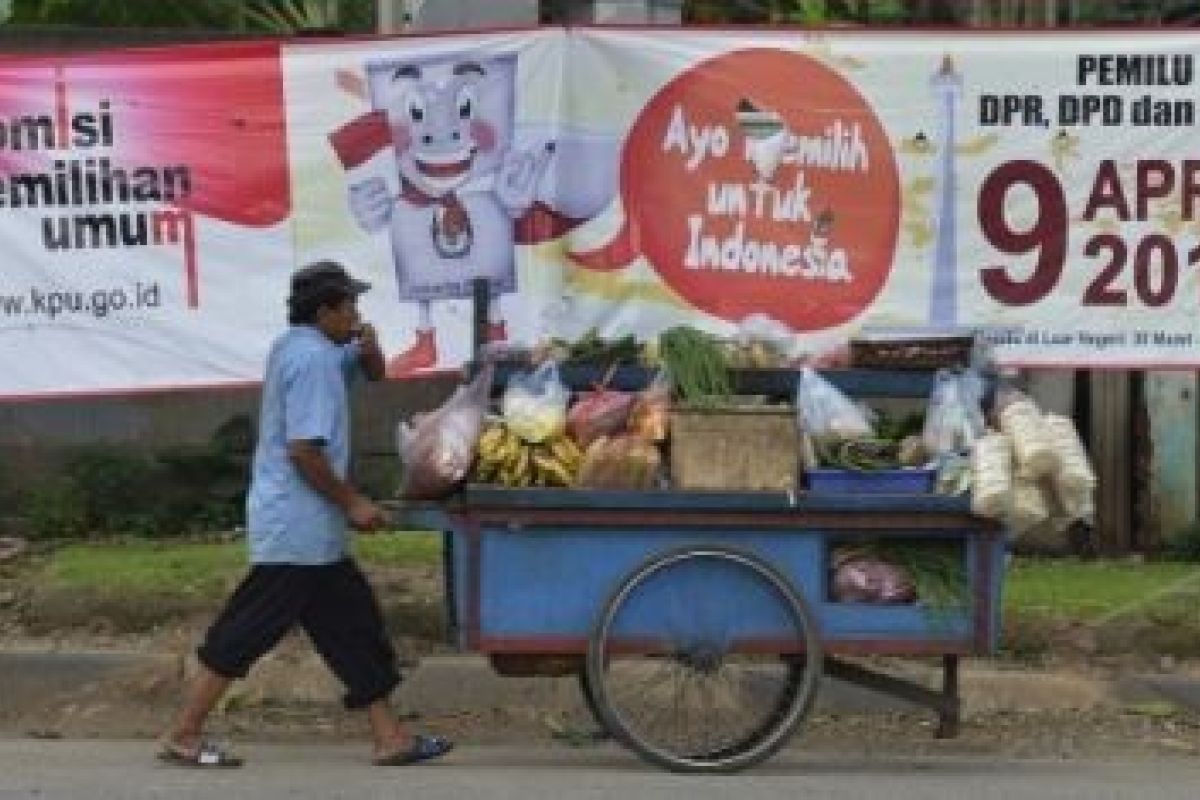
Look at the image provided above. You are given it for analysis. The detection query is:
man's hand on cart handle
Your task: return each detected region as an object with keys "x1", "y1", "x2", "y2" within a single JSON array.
[
  {"x1": 288, "y1": 441, "x2": 386, "y2": 531},
  {"x1": 348, "y1": 494, "x2": 387, "y2": 533}
]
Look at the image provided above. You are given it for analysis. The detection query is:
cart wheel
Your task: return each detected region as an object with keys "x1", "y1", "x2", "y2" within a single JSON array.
[
  {"x1": 577, "y1": 671, "x2": 611, "y2": 740},
  {"x1": 585, "y1": 545, "x2": 822, "y2": 773}
]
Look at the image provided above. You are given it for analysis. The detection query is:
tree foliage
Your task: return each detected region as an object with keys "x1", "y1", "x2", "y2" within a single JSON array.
[
  {"x1": 7, "y1": 0, "x2": 375, "y2": 33},
  {"x1": 681, "y1": 0, "x2": 1194, "y2": 26}
]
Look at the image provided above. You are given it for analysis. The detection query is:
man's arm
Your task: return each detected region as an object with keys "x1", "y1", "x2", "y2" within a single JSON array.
[
  {"x1": 355, "y1": 322, "x2": 385, "y2": 382},
  {"x1": 288, "y1": 440, "x2": 385, "y2": 531}
]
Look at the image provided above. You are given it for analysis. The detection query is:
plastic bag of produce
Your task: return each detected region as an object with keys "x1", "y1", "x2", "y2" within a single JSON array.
[
  {"x1": 995, "y1": 388, "x2": 1058, "y2": 479},
  {"x1": 1014, "y1": 485, "x2": 1080, "y2": 552},
  {"x1": 831, "y1": 550, "x2": 917, "y2": 604},
  {"x1": 567, "y1": 369, "x2": 635, "y2": 448},
  {"x1": 398, "y1": 364, "x2": 493, "y2": 500},
  {"x1": 795, "y1": 367, "x2": 874, "y2": 439},
  {"x1": 1042, "y1": 413, "x2": 1096, "y2": 520},
  {"x1": 501, "y1": 360, "x2": 568, "y2": 443},
  {"x1": 576, "y1": 435, "x2": 661, "y2": 489},
  {"x1": 728, "y1": 313, "x2": 794, "y2": 367},
  {"x1": 970, "y1": 431, "x2": 1013, "y2": 519},
  {"x1": 628, "y1": 372, "x2": 670, "y2": 442},
  {"x1": 1056, "y1": 484, "x2": 1095, "y2": 524},
  {"x1": 935, "y1": 453, "x2": 972, "y2": 496},
  {"x1": 1006, "y1": 475, "x2": 1052, "y2": 535},
  {"x1": 922, "y1": 369, "x2": 986, "y2": 458}
]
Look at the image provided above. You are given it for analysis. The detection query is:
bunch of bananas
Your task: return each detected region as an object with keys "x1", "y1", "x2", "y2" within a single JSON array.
[{"x1": 473, "y1": 422, "x2": 584, "y2": 488}]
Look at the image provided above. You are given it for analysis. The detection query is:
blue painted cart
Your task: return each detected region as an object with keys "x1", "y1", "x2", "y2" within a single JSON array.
[
  {"x1": 392, "y1": 331, "x2": 1004, "y2": 772},
  {"x1": 394, "y1": 480, "x2": 1004, "y2": 774}
]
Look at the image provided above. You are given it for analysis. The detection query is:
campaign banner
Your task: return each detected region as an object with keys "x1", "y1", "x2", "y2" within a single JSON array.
[
  {"x1": 0, "y1": 41, "x2": 293, "y2": 397},
  {"x1": 552, "y1": 29, "x2": 1200, "y2": 370},
  {"x1": 3, "y1": 28, "x2": 1199, "y2": 397}
]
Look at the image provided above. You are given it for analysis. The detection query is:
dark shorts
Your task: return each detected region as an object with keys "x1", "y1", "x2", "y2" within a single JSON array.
[{"x1": 197, "y1": 559, "x2": 400, "y2": 709}]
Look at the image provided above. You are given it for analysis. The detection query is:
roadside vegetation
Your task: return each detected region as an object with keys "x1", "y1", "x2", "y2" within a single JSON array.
[
  {"x1": 42, "y1": 532, "x2": 441, "y2": 599},
  {"x1": 2, "y1": 433, "x2": 1198, "y2": 655},
  {"x1": 3, "y1": 529, "x2": 1198, "y2": 659}
]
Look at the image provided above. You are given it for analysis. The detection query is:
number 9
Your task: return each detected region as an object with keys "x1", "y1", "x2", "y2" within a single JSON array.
[{"x1": 978, "y1": 160, "x2": 1068, "y2": 306}]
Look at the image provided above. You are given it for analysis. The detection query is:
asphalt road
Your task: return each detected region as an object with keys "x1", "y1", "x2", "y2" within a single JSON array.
[{"x1": 2, "y1": 740, "x2": 1200, "y2": 800}]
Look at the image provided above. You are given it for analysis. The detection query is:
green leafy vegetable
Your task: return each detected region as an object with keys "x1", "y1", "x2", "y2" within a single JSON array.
[{"x1": 659, "y1": 326, "x2": 733, "y2": 408}]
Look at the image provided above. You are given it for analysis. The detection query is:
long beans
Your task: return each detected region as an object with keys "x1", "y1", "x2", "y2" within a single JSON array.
[{"x1": 659, "y1": 326, "x2": 733, "y2": 408}]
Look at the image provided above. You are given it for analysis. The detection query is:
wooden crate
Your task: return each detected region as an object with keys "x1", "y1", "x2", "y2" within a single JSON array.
[
  {"x1": 669, "y1": 406, "x2": 798, "y2": 491},
  {"x1": 850, "y1": 336, "x2": 974, "y2": 370}
]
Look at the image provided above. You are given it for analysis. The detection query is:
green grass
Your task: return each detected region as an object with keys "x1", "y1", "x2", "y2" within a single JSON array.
[
  {"x1": 353, "y1": 531, "x2": 443, "y2": 566},
  {"x1": 1004, "y1": 558, "x2": 1200, "y2": 621},
  {"x1": 36, "y1": 540, "x2": 1200, "y2": 626},
  {"x1": 42, "y1": 531, "x2": 441, "y2": 597}
]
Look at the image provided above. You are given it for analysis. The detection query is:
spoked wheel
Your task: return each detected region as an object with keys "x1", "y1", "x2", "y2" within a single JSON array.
[
  {"x1": 585, "y1": 545, "x2": 822, "y2": 773},
  {"x1": 577, "y1": 671, "x2": 611, "y2": 740}
]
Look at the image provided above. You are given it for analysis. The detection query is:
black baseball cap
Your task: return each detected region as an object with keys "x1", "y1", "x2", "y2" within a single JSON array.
[
  {"x1": 287, "y1": 261, "x2": 370, "y2": 323},
  {"x1": 290, "y1": 261, "x2": 370, "y2": 298}
]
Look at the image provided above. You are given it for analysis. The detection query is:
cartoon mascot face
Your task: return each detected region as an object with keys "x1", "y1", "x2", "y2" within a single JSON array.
[{"x1": 373, "y1": 59, "x2": 509, "y2": 199}]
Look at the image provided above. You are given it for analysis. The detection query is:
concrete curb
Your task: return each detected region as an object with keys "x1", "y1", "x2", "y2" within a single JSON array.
[{"x1": 393, "y1": 656, "x2": 1147, "y2": 717}]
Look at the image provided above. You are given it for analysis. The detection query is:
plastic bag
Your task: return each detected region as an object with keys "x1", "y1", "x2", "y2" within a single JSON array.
[
  {"x1": 922, "y1": 369, "x2": 986, "y2": 458},
  {"x1": 567, "y1": 367, "x2": 635, "y2": 448},
  {"x1": 398, "y1": 364, "x2": 493, "y2": 500},
  {"x1": 996, "y1": 389, "x2": 1058, "y2": 479},
  {"x1": 935, "y1": 453, "x2": 973, "y2": 496},
  {"x1": 1056, "y1": 484, "x2": 1096, "y2": 525},
  {"x1": 970, "y1": 431, "x2": 1013, "y2": 519},
  {"x1": 728, "y1": 313, "x2": 795, "y2": 367},
  {"x1": 576, "y1": 435, "x2": 661, "y2": 489},
  {"x1": 1006, "y1": 475, "x2": 1052, "y2": 535},
  {"x1": 501, "y1": 360, "x2": 568, "y2": 443},
  {"x1": 627, "y1": 371, "x2": 670, "y2": 442},
  {"x1": 568, "y1": 388, "x2": 634, "y2": 447},
  {"x1": 990, "y1": 382, "x2": 1026, "y2": 416},
  {"x1": 795, "y1": 367, "x2": 874, "y2": 439},
  {"x1": 736, "y1": 313, "x2": 795, "y2": 352},
  {"x1": 1014, "y1": 484, "x2": 1079, "y2": 552},
  {"x1": 831, "y1": 550, "x2": 917, "y2": 604},
  {"x1": 1043, "y1": 413, "x2": 1097, "y2": 513}
]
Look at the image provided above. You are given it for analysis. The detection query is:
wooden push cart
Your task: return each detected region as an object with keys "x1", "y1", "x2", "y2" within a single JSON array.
[{"x1": 390, "y1": 365, "x2": 1005, "y2": 774}]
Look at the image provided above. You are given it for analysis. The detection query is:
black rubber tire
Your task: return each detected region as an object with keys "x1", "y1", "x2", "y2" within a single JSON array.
[
  {"x1": 576, "y1": 670, "x2": 612, "y2": 740},
  {"x1": 584, "y1": 544, "x2": 822, "y2": 773}
]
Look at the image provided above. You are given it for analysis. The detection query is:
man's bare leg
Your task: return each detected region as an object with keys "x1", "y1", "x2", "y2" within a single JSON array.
[
  {"x1": 162, "y1": 665, "x2": 233, "y2": 755},
  {"x1": 366, "y1": 699, "x2": 415, "y2": 761}
]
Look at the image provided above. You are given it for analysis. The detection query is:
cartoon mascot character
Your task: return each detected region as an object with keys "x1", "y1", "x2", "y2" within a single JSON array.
[{"x1": 330, "y1": 52, "x2": 614, "y2": 377}]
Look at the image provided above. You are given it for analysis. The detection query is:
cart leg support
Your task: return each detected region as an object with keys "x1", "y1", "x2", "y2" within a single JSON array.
[
  {"x1": 938, "y1": 654, "x2": 960, "y2": 739},
  {"x1": 823, "y1": 655, "x2": 961, "y2": 739}
]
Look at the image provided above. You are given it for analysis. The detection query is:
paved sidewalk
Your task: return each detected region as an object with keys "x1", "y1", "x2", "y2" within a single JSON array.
[{"x1": 4, "y1": 739, "x2": 1200, "y2": 800}]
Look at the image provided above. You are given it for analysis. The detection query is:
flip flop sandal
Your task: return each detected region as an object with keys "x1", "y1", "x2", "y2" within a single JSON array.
[
  {"x1": 157, "y1": 741, "x2": 244, "y2": 768},
  {"x1": 373, "y1": 734, "x2": 454, "y2": 767}
]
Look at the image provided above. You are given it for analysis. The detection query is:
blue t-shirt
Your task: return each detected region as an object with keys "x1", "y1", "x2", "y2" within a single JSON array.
[{"x1": 246, "y1": 325, "x2": 361, "y2": 565}]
